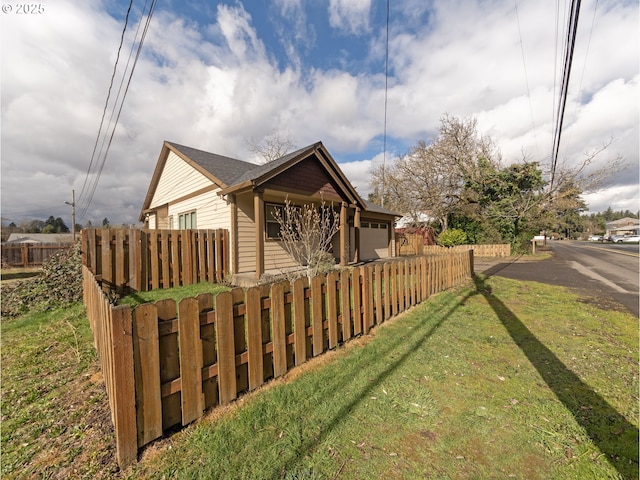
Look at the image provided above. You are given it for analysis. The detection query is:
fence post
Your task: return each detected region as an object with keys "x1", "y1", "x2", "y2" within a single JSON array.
[{"x1": 109, "y1": 305, "x2": 137, "y2": 468}]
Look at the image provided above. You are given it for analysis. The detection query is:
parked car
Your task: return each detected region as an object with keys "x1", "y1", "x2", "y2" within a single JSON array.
[
  {"x1": 606, "y1": 234, "x2": 625, "y2": 242},
  {"x1": 588, "y1": 235, "x2": 603, "y2": 241},
  {"x1": 619, "y1": 235, "x2": 640, "y2": 243}
]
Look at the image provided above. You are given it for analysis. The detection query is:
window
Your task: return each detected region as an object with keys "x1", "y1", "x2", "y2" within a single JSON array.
[
  {"x1": 265, "y1": 202, "x2": 302, "y2": 239},
  {"x1": 266, "y1": 203, "x2": 283, "y2": 239},
  {"x1": 178, "y1": 211, "x2": 197, "y2": 229}
]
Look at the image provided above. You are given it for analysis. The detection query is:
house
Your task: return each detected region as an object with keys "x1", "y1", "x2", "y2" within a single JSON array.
[
  {"x1": 5, "y1": 233, "x2": 75, "y2": 244},
  {"x1": 139, "y1": 141, "x2": 399, "y2": 280},
  {"x1": 606, "y1": 217, "x2": 640, "y2": 236}
]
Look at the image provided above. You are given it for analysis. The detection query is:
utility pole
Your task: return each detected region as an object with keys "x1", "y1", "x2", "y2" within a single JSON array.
[{"x1": 65, "y1": 190, "x2": 76, "y2": 241}]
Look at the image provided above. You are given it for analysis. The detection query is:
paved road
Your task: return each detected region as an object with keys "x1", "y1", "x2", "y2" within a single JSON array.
[{"x1": 475, "y1": 241, "x2": 639, "y2": 317}]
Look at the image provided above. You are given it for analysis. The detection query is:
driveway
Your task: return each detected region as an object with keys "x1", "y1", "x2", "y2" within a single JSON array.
[{"x1": 474, "y1": 246, "x2": 639, "y2": 317}]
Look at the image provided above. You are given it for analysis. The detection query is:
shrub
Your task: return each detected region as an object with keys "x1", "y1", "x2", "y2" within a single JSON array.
[
  {"x1": 1, "y1": 243, "x2": 82, "y2": 317},
  {"x1": 437, "y1": 228, "x2": 468, "y2": 247}
]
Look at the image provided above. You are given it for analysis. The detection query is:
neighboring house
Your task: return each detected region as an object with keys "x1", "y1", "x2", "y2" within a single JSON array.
[
  {"x1": 139, "y1": 141, "x2": 399, "y2": 279},
  {"x1": 606, "y1": 217, "x2": 640, "y2": 236},
  {"x1": 5, "y1": 233, "x2": 75, "y2": 244}
]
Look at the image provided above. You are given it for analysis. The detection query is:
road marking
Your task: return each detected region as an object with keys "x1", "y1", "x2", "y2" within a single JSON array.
[
  {"x1": 579, "y1": 243, "x2": 640, "y2": 258},
  {"x1": 567, "y1": 261, "x2": 630, "y2": 294}
]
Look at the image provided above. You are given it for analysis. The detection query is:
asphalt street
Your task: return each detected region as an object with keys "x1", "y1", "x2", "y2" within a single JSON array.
[{"x1": 474, "y1": 241, "x2": 640, "y2": 317}]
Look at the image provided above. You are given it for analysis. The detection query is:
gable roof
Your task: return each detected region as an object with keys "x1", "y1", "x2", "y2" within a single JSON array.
[
  {"x1": 167, "y1": 142, "x2": 254, "y2": 187},
  {"x1": 218, "y1": 142, "x2": 365, "y2": 206},
  {"x1": 140, "y1": 140, "x2": 396, "y2": 220}
]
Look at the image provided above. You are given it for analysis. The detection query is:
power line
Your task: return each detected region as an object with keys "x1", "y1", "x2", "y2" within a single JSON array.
[
  {"x1": 77, "y1": 0, "x2": 134, "y2": 207},
  {"x1": 514, "y1": 0, "x2": 540, "y2": 159},
  {"x1": 550, "y1": 0, "x2": 582, "y2": 189},
  {"x1": 77, "y1": 0, "x2": 158, "y2": 221},
  {"x1": 381, "y1": 0, "x2": 390, "y2": 208}
]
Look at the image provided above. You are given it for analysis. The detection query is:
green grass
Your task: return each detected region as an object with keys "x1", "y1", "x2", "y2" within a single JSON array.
[
  {"x1": 123, "y1": 275, "x2": 638, "y2": 480},
  {"x1": 2, "y1": 276, "x2": 637, "y2": 479},
  {"x1": 1, "y1": 303, "x2": 118, "y2": 479},
  {"x1": 118, "y1": 282, "x2": 230, "y2": 307}
]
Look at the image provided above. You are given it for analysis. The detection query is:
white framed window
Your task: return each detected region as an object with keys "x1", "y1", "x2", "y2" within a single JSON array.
[{"x1": 178, "y1": 210, "x2": 197, "y2": 230}]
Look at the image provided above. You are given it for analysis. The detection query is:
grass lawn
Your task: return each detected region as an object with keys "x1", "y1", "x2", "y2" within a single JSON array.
[{"x1": 1, "y1": 275, "x2": 637, "y2": 479}]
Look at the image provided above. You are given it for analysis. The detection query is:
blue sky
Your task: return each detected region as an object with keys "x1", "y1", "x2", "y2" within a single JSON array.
[{"x1": 1, "y1": 0, "x2": 638, "y2": 226}]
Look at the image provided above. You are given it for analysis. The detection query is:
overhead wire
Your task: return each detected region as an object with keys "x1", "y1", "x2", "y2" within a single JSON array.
[
  {"x1": 550, "y1": 0, "x2": 582, "y2": 190},
  {"x1": 563, "y1": 0, "x2": 598, "y2": 154},
  {"x1": 77, "y1": 0, "x2": 158, "y2": 221},
  {"x1": 381, "y1": 0, "x2": 390, "y2": 208},
  {"x1": 514, "y1": 0, "x2": 540, "y2": 159},
  {"x1": 77, "y1": 0, "x2": 134, "y2": 209}
]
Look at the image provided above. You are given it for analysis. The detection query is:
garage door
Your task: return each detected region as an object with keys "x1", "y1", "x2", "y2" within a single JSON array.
[{"x1": 360, "y1": 221, "x2": 389, "y2": 260}]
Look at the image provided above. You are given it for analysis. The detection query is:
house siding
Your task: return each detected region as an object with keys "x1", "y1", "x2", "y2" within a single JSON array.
[
  {"x1": 264, "y1": 157, "x2": 341, "y2": 200},
  {"x1": 151, "y1": 151, "x2": 213, "y2": 208},
  {"x1": 167, "y1": 191, "x2": 230, "y2": 230}
]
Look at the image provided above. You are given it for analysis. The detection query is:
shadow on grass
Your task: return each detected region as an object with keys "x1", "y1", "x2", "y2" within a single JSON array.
[
  {"x1": 276, "y1": 287, "x2": 475, "y2": 477},
  {"x1": 473, "y1": 274, "x2": 639, "y2": 479}
]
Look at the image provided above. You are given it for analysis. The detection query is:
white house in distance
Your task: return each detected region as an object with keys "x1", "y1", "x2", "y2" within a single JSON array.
[
  {"x1": 606, "y1": 218, "x2": 640, "y2": 236},
  {"x1": 139, "y1": 141, "x2": 399, "y2": 279}
]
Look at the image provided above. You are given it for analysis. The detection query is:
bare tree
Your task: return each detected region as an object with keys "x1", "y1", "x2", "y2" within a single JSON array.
[
  {"x1": 272, "y1": 198, "x2": 339, "y2": 280},
  {"x1": 245, "y1": 132, "x2": 297, "y2": 164},
  {"x1": 370, "y1": 114, "x2": 501, "y2": 230}
]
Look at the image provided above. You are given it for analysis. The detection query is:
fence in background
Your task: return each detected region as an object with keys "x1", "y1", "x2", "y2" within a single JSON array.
[
  {"x1": 423, "y1": 244, "x2": 511, "y2": 257},
  {"x1": 395, "y1": 233, "x2": 424, "y2": 256},
  {"x1": 81, "y1": 228, "x2": 229, "y2": 294},
  {"x1": 1, "y1": 243, "x2": 72, "y2": 268},
  {"x1": 83, "y1": 251, "x2": 473, "y2": 467}
]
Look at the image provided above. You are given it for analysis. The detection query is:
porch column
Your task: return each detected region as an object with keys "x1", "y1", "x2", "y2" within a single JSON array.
[
  {"x1": 228, "y1": 194, "x2": 238, "y2": 274},
  {"x1": 339, "y1": 202, "x2": 348, "y2": 266},
  {"x1": 254, "y1": 190, "x2": 265, "y2": 279},
  {"x1": 354, "y1": 207, "x2": 361, "y2": 263}
]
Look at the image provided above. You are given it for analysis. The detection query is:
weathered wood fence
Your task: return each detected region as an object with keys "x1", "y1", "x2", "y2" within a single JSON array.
[
  {"x1": 1, "y1": 243, "x2": 72, "y2": 267},
  {"x1": 81, "y1": 228, "x2": 229, "y2": 294},
  {"x1": 83, "y1": 251, "x2": 473, "y2": 467},
  {"x1": 395, "y1": 233, "x2": 424, "y2": 256},
  {"x1": 423, "y1": 244, "x2": 511, "y2": 257}
]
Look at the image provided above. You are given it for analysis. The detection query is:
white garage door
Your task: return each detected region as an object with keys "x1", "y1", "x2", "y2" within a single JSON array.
[{"x1": 360, "y1": 221, "x2": 389, "y2": 260}]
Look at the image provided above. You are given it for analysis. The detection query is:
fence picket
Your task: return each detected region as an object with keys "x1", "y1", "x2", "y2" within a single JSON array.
[
  {"x1": 327, "y1": 272, "x2": 339, "y2": 348},
  {"x1": 362, "y1": 266, "x2": 373, "y2": 335},
  {"x1": 132, "y1": 304, "x2": 162, "y2": 446},
  {"x1": 374, "y1": 264, "x2": 383, "y2": 325},
  {"x1": 340, "y1": 270, "x2": 352, "y2": 341},
  {"x1": 246, "y1": 287, "x2": 264, "y2": 390},
  {"x1": 178, "y1": 298, "x2": 204, "y2": 425},
  {"x1": 271, "y1": 282, "x2": 287, "y2": 378},
  {"x1": 215, "y1": 292, "x2": 236, "y2": 405},
  {"x1": 352, "y1": 267, "x2": 362, "y2": 336},
  {"x1": 293, "y1": 278, "x2": 307, "y2": 366},
  {"x1": 311, "y1": 275, "x2": 324, "y2": 356}
]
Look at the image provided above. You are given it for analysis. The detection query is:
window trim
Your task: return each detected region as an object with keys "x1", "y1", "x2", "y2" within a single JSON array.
[{"x1": 178, "y1": 210, "x2": 197, "y2": 230}]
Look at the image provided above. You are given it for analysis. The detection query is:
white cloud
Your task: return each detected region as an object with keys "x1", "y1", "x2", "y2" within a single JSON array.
[{"x1": 328, "y1": 0, "x2": 372, "y2": 35}]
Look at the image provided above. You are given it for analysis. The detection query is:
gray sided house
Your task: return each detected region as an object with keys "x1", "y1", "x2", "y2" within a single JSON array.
[{"x1": 139, "y1": 141, "x2": 398, "y2": 279}]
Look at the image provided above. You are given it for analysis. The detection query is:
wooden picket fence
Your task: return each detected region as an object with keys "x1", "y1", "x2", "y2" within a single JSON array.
[
  {"x1": 1, "y1": 242, "x2": 72, "y2": 268},
  {"x1": 81, "y1": 228, "x2": 229, "y2": 294},
  {"x1": 82, "y1": 251, "x2": 473, "y2": 467},
  {"x1": 423, "y1": 244, "x2": 511, "y2": 257}
]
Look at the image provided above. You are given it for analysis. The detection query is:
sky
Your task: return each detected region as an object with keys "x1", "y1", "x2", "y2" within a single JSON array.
[{"x1": 1, "y1": 0, "x2": 638, "y2": 227}]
